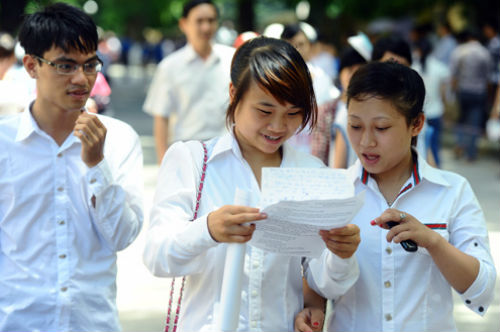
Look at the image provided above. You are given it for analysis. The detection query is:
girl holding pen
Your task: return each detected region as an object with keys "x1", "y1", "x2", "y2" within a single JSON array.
[
  {"x1": 143, "y1": 36, "x2": 360, "y2": 331},
  {"x1": 296, "y1": 61, "x2": 496, "y2": 332}
]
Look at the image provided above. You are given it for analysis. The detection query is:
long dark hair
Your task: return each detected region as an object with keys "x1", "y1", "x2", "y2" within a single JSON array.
[{"x1": 226, "y1": 36, "x2": 317, "y2": 132}]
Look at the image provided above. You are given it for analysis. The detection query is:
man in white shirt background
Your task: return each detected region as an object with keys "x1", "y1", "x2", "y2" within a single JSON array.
[
  {"x1": 0, "y1": 3, "x2": 143, "y2": 331},
  {"x1": 143, "y1": 0, "x2": 234, "y2": 164}
]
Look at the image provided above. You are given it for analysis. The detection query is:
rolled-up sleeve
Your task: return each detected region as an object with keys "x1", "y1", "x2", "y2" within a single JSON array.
[
  {"x1": 451, "y1": 180, "x2": 496, "y2": 315},
  {"x1": 303, "y1": 250, "x2": 359, "y2": 300},
  {"x1": 143, "y1": 141, "x2": 218, "y2": 278}
]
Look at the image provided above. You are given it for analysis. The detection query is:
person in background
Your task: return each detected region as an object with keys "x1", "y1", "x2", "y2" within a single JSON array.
[
  {"x1": 371, "y1": 34, "x2": 412, "y2": 67},
  {"x1": 281, "y1": 22, "x2": 339, "y2": 154},
  {"x1": 233, "y1": 31, "x2": 259, "y2": 49},
  {"x1": 309, "y1": 31, "x2": 339, "y2": 83},
  {"x1": 0, "y1": 32, "x2": 30, "y2": 114},
  {"x1": 86, "y1": 71, "x2": 112, "y2": 114},
  {"x1": 450, "y1": 28, "x2": 492, "y2": 161},
  {"x1": 296, "y1": 61, "x2": 496, "y2": 332},
  {"x1": 311, "y1": 46, "x2": 367, "y2": 168},
  {"x1": 413, "y1": 37, "x2": 450, "y2": 168},
  {"x1": 432, "y1": 21, "x2": 457, "y2": 66},
  {"x1": 143, "y1": 0, "x2": 234, "y2": 164},
  {"x1": 0, "y1": 32, "x2": 16, "y2": 81},
  {"x1": 482, "y1": 18, "x2": 500, "y2": 115},
  {"x1": 0, "y1": 4, "x2": 143, "y2": 331},
  {"x1": 143, "y1": 36, "x2": 360, "y2": 331}
]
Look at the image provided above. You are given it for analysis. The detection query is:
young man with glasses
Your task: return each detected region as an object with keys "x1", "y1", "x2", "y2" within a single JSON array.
[{"x1": 0, "y1": 3, "x2": 143, "y2": 331}]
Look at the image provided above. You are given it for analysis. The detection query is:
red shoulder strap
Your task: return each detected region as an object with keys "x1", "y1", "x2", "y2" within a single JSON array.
[{"x1": 165, "y1": 141, "x2": 208, "y2": 332}]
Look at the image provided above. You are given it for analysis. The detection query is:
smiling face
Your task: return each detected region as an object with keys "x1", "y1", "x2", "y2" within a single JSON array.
[
  {"x1": 347, "y1": 96, "x2": 423, "y2": 180},
  {"x1": 233, "y1": 80, "x2": 304, "y2": 158},
  {"x1": 25, "y1": 46, "x2": 98, "y2": 113}
]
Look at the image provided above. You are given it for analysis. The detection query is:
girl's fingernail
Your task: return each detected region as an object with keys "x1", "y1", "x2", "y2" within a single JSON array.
[
  {"x1": 370, "y1": 220, "x2": 376, "y2": 225},
  {"x1": 313, "y1": 322, "x2": 319, "y2": 326}
]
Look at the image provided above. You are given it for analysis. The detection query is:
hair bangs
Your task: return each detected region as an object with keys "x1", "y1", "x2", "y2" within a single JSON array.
[
  {"x1": 250, "y1": 49, "x2": 315, "y2": 130},
  {"x1": 57, "y1": 35, "x2": 97, "y2": 55}
]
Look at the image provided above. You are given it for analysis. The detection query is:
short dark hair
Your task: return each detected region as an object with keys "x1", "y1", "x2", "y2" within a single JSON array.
[
  {"x1": 347, "y1": 61, "x2": 425, "y2": 145},
  {"x1": 281, "y1": 24, "x2": 302, "y2": 40},
  {"x1": 372, "y1": 35, "x2": 412, "y2": 65},
  {"x1": 182, "y1": 0, "x2": 218, "y2": 18},
  {"x1": 338, "y1": 46, "x2": 367, "y2": 73},
  {"x1": 18, "y1": 3, "x2": 98, "y2": 57},
  {"x1": 226, "y1": 36, "x2": 317, "y2": 132}
]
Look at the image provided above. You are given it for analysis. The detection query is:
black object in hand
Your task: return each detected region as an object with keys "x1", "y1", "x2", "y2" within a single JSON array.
[{"x1": 386, "y1": 221, "x2": 418, "y2": 252}]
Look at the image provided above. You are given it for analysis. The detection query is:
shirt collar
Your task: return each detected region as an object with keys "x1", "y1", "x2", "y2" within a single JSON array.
[
  {"x1": 208, "y1": 128, "x2": 295, "y2": 167},
  {"x1": 351, "y1": 148, "x2": 450, "y2": 188},
  {"x1": 208, "y1": 130, "x2": 235, "y2": 162},
  {"x1": 184, "y1": 42, "x2": 220, "y2": 65},
  {"x1": 15, "y1": 102, "x2": 83, "y2": 149},
  {"x1": 15, "y1": 102, "x2": 42, "y2": 142}
]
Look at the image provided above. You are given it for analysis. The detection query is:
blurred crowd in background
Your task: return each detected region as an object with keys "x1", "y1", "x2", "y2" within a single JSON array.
[{"x1": 1, "y1": 1, "x2": 499, "y2": 165}]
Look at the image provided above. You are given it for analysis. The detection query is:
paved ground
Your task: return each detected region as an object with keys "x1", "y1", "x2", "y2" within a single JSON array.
[{"x1": 108, "y1": 66, "x2": 500, "y2": 332}]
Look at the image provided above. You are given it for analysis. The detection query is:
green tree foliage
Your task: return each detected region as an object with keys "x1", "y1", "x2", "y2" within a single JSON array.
[{"x1": 1, "y1": 0, "x2": 498, "y2": 39}]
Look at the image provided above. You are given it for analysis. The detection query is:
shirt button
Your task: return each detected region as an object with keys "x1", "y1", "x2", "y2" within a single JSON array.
[
  {"x1": 57, "y1": 152, "x2": 63, "y2": 158},
  {"x1": 384, "y1": 281, "x2": 391, "y2": 288},
  {"x1": 61, "y1": 287, "x2": 68, "y2": 292},
  {"x1": 252, "y1": 261, "x2": 259, "y2": 268},
  {"x1": 89, "y1": 178, "x2": 97, "y2": 184},
  {"x1": 58, "y1": 220, "x2": 65, "y2": 225},
  {"x1": 57, "y1": 187, "x2": 64, "y2": 192},
  {"x1": 385, "y1": 313, "x2": 392, "y2": 321},
  {"x1": 385, "y1": 247, "x2": 392, "y2": 254},
  {"x1": 251, "y1": 321, "x2": 257, "y2": 328},
  {"x1": 251, "y1": 290, "x2": 258, "y2": 298},
  {"x1": 59, "y1": 254, "x2": 67, "y2": 259}
]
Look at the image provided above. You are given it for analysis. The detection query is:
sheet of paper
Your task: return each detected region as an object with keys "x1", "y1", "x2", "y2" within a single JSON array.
[
  {"x1": 260, "y1": 167, "x2": 354, "y2": 207},
  {"x1": 249, "y1": 168, "x2": 364, "y2": 257}
]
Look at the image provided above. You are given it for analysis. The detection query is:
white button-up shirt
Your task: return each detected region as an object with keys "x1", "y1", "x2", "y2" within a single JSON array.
[
  {"x1": 0, "y1": 108, "x2": 143, "y2": 332},
  {"x1": 143, "y1": 132, "x2": 359, "y2": 331},
  {"x1": 143, "y1": 43, "x2": 234, "y2": 142},
  {"x1": 328, "y1": 153, "x2": 496, "y2": 332}
]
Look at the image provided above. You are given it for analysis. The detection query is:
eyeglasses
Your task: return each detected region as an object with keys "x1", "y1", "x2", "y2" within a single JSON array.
[{"x1": 33, "y1": 55, "x2": 103, "y2": 75}]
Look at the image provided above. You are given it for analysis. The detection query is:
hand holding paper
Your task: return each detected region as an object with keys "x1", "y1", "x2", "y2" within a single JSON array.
[
  {"x1": 207, "y1": 205, "x2": 266, "y2": 243},
  {"x1": 249, "y1": 167, "x2": 365, "y2": 257},
  {"x1": 319, "y1": 224, "x2": 361, "y2": 258}
]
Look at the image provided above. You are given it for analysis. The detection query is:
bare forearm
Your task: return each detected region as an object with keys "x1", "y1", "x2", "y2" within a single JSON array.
[
  {"x1": 428, "y1": 236, "x2": 480, "y2": 294},
  {"x1": 303, "y1": 277, "x2": 326, "y2": 310},
  {"x1": 332, "y1": 132, "x2": 347, "y2": 169},
  {"x1": 153, "y1": 115, "x2": 169, "y2": 164}
]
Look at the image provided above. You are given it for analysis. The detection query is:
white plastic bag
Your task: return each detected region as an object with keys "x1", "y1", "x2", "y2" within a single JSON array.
[{"x1": 486, "y1": 118, "x2": 500, "y2": 142}]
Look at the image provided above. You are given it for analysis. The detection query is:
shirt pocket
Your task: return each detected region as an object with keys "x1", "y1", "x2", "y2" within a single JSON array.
[{"x1": 417, "y1": 221, "x2": 450, "y2": 256}]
